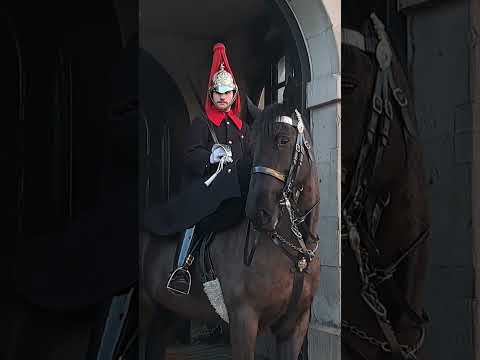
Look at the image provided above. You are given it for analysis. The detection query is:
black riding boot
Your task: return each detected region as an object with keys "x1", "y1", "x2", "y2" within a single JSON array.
[{"x1": 166, "y1": 226, "x2": 196, "y2": 295}]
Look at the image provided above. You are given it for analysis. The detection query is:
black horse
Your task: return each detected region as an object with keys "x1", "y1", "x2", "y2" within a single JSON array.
[
  {"x1": 341, "y1": 11, "x2": 431, "y2": 360},
  {"x1": 141, "y1": 99, "x2": 321, "y2": 360}
]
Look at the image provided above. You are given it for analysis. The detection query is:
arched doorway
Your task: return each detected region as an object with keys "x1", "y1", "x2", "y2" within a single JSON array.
[{"x1": 140, "y1": 49, "x2": 189, "y2": 206}]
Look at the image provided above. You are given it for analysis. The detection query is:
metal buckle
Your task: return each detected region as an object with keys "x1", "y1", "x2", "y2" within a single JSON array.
[
  {"x1": 297, "y1": 119, "x2": 304, "y2": 134},
  {"x1": 375, "y1": 39, "x2": 392, "y2": 70},
  {"x1": 392, "y1": 88, "x2": 408, "y2": 106},
  {"x1": 297, "y1": 257, "x2": 307, "y2": 272},
  {"x1": 373, "y1": 94, "x2": 383, "y2": 114},
  {"x1": 384, "y1": 100, "x2": 393, "y2": 119}
]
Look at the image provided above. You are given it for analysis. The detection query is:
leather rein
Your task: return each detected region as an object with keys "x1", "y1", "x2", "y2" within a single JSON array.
[{"x1": 342, "y1": 13, "x2": 429, "y2": 360}]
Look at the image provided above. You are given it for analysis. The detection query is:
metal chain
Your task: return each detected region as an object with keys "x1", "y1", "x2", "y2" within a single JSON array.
[
  {"x1": 344, "y1": 214, "x2": 389, "y2": 319},
  {"x1": 271, "y1": 231, "x2": 318, "y2": 260},
  {"x1": 342, "y1": 320, "x2": 423, "y2": 360},
  {"x1": 272, "y1": 186, "x2": 320, "y2": 262},
  {"x1": 342, "y1": 218, "x2": 426, "y2": 359},
  {"x1": 342, "y1": 320, "x2": 392, "y2": 352},
  {"x1": 280, "y1": 192, "x2": 303, "y2": 241}
]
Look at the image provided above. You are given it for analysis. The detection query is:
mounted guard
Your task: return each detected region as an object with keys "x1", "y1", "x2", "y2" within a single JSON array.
[{"x1": 143, "y1": 43, "x2": 252, "y2": 295}]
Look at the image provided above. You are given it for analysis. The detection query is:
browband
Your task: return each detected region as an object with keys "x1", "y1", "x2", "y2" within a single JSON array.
[{"x1": 277, "y1": 115, "x2": 296, "y2": 126}]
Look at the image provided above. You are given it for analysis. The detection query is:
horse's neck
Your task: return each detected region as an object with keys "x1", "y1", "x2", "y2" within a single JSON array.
[
  {"x1": 211, "y1": 218, "x2": 253, "y2": 259},
  {"x1": 211, "y1": 218, "x2": 285, "y2": 265}
]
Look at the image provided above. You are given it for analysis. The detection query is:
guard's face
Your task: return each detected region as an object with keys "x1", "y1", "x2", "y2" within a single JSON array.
[{"x1": 212, "y1": 90, "x2": 234, "y2": 112}]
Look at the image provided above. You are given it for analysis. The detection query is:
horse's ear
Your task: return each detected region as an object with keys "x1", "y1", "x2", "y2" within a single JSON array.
[
  {"x1": 283, "y1": 75, "x2": 300, "y2": 114},
  {"x1": 246, "y1": 95, "x2": 262, "y2": 123}
]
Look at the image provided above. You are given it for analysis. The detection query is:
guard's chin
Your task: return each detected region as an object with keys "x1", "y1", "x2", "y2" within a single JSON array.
[{"x1": 214, "y1": 103, "x2": 230, "y2": 112}]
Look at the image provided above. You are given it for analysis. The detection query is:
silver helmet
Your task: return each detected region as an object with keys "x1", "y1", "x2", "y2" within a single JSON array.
[{"x1": 208, "y1": 63, "x2": 238, "y2": 95}]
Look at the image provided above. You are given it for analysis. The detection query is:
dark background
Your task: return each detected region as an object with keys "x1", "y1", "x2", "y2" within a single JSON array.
[{"x1": 2, "y1": 1, "x2": 138, "y2": 359}]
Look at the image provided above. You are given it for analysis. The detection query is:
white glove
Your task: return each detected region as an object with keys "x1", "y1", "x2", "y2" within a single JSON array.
[
  {"x1": 210, "y1": 147, "x2": 225, "y2": 164},
  {"x1": 209, "y1": 144, "x2": 233, "y2": 164}
]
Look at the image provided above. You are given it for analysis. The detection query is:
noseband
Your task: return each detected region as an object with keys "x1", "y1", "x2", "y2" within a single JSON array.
[{"x1": 249, "y1": 109, "x2": 318, "y2": 272}]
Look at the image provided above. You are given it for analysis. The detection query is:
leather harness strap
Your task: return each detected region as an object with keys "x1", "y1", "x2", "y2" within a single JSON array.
[
  {"x1": 271, "y1": 270, "x2": 305, "y2": 340},
  {"x1": 204, "y1": 116, "x2": 220, "y2": 144},
  {"x1": 243, "y1": 221, "x2": 258, "y2": 266}
]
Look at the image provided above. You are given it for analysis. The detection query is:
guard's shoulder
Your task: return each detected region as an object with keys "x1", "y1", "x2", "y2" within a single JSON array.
[
  {"x1": 240, "y1": 121, "x2": 252, "y2": 135},
  {"x1": 186, "y1": 115, "x2": 209, "y2": 140}
]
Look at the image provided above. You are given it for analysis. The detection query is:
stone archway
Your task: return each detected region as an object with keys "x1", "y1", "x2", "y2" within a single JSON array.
[{"x1": 280, "y1": 0, "x2": 341, "y2": 357}]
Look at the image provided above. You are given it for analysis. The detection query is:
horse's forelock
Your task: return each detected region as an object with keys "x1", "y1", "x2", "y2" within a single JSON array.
[{"x1": 252, "y1": 103, "x2": 288, "y2": 139}]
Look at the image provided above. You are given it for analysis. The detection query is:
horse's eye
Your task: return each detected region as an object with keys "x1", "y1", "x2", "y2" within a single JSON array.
[{"x1": 278, "y1": 136, "x2": 290, "y2": 146}]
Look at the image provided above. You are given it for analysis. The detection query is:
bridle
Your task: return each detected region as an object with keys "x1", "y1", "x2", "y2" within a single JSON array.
[
  {"x1": 342, "y1": 13, "x2": 429, "y2": 360},
  {"x1": 248, "y1": 109, "x2": 319, "y2": 272}
]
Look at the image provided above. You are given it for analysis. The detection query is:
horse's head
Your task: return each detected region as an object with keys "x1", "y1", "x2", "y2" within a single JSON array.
[
  {"x1": 341, "y1": 14, "x2": 412, "y2": 199},
  {"x1": 245, "y1": 96, "x2": 319, "y2": 234},
  {"x1": 341, "y1": 42, "x2": 377, "y2": 196}
]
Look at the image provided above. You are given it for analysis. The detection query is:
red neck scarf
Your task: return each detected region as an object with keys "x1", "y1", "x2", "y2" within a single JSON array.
[
  {"x1": 206, "y1": 106, "x2": 243, "y2": 130},
  {"x1": 204, "y1": 43, "x2": 243, "y2": 130}
]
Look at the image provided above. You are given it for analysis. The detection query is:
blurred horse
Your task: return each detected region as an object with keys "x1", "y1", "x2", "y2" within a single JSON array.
[{"x1": 341, "y1": 11, "x2": 431, "y2": 360}]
